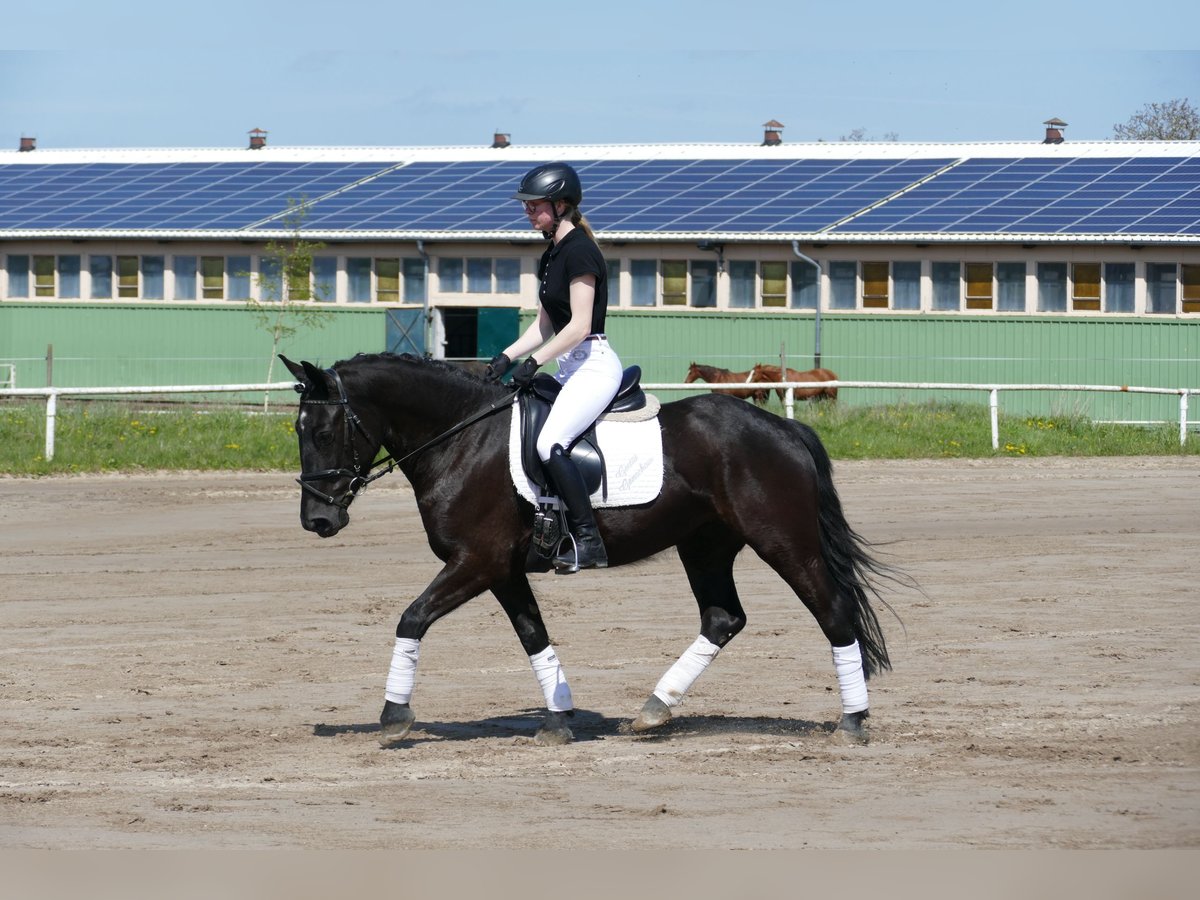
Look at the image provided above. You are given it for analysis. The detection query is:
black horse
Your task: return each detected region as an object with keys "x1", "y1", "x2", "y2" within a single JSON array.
[{"x1": 282, "y1": 352, "x2": 897, "y2": 747}]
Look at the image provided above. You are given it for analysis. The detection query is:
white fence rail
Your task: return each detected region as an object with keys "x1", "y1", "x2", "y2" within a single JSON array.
[
  {"x1": 0, "y1": 379, "x2": 1194, "y2": 461},
  {"x1": 645, "y1": 380, "x2": 1196, "y2": 448},
  {"x1": 0, "y1": 382, "x2": 296, "y2": 461}
]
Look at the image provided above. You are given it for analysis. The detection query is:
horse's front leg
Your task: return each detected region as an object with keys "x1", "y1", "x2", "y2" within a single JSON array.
[
  {"x1": 492, "y1": 574, "x2": 574, "y2": 746},
  {"x1": 378, "y1": 561, "x2": 491, "y2": 748}
]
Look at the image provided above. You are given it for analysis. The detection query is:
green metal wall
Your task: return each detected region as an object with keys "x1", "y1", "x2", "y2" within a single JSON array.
[
  {"x1": 4, "y1": 303, "x2": 1197, "y2": 422},
  {"x1": 0, "y1": 303, "x2": 384, "y2": 389}
]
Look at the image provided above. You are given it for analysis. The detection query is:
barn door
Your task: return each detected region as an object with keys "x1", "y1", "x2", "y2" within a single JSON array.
[{"x1": 385, "y1": 308, "x2": 425, "y2": 356}]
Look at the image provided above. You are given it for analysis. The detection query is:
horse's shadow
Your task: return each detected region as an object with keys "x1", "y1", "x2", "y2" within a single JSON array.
[{"x1": 311, "y1": 708, "x2": 836, "y2": 747}]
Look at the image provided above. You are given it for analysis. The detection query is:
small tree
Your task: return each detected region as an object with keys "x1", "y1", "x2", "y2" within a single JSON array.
[
  {"x1": 839, "y1": 128, "x2": 901, "y2": 142},
  {"x1": 247, "y1": 197, "x2": 331, "y2": 408},
  {"x1": 1113, "y1": 98, "x2": 1200, "y2": 140}
]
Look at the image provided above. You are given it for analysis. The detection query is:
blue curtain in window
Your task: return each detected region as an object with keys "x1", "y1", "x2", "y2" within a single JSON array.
[
  {"x1": 227, "y1": 256, "x2": 251, "y2": 301},
  {"x1": 1146, "y1": 263, "x2": 1177, "y2": 314},
  {"x1": 496, "y1": 258, "x2": 520, "y2": 294},
  {"x1": 58, "y1": 255, "x2": 81, "y2": 299},
  {"x1": 790, "y1": 260, "x2": 818, "y2": 309},
  {"x1": 1104, "y1": 263, "x2": 1135, "y2": 313},
  {"x1": 729, "y1": 260, "x2": 755, "y2": 308},
  {"x1": 439, "y1": 258, "x2": 463, "y2": 293},
  {"x1": 931, "y1": 262, "x2": 960, "y2": 310},
  {"x1": 892, "y1": 261, "x2": 921, "y2": 310},
  {"x1": 347, "y1": 258, "x2": 372, "y2": 303},
  {"x1": 260, "y1": 257, "x2": 283, "y2": 301},
  {"x1": 1037, "y1": 263, "x2": 1067, "y2": 312},
  {"x1": 143, "y1": 256, "x2": 165, "y2": 300},
  {"x1": 690, "y1": 260, "x2": 716, "y2": 307},
  {"x1": 605, "y1": 260, "x2": 620, "y2": 306},
  {"x1": 996, "y1": 262, "x2": 1025, "y2": 312},
  {"x1": 466, "y1": 258, "x2": 491, "y2": 293},
  {"x1": 90, "y1": 255, "x2": 113, "y2": 299},
  {"x1": 7, "y1": 255, "x2": 30, "y2": 297},
  {"x1": 829, "y1": 261, "x2": 857, "y2": 309},
  {"x1": 173, "y1": 256, "x2": 196, "y2": 300},
  {"x1": 312, "y1": 257, "x2": 337, "y2": 302},
  {"x1": 630, "y1": 260, "x2": 656, "y2": 307},
  {"x1": 401, "y1": 257, "x2": 425, "y2": 302}
]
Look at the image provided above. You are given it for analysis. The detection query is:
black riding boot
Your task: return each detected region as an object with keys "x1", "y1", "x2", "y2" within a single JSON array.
[{"x1": 544, "y1": 444, "x2": 608, "y2": 574}]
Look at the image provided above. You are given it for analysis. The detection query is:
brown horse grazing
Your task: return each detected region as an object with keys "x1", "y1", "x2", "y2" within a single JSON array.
[
  {"x1": 684, "y1": 362, "x2": 768, "y2": 404},
  {"x1": 751, "y1": 364, "x2": 839, "y2": 403}
]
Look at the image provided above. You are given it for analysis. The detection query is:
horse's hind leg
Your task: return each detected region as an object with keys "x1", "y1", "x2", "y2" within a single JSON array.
[{"x1": 632, "y1": 526, "x2": 746, "y2": 732}]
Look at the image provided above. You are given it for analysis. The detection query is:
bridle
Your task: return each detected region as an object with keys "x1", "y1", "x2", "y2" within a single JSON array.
[
  {"x1": 295, "y1": 366, "x2": 519, "y2": 510},
  {"x1": 296, "y1": 368, "x2": 393, "y2": 509}
]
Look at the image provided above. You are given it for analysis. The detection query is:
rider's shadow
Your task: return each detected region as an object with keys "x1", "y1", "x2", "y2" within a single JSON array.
[{"x1": 311, "y1": 709, "x2": 835, "y2": 746}]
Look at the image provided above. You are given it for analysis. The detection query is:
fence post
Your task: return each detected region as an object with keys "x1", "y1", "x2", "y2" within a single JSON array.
[
  {"x1": 989, "y1": 388, "x2": 999, "y2": 450},
  {"x1": 784, "y1": 386, "x2": 794, "y2": 420},
  {"x1": 45, "y1": 392, "x2": 58, "y2": 461},
  {"x1": 1181, "y1": 391, "x2": 1190, "y2": 447}
]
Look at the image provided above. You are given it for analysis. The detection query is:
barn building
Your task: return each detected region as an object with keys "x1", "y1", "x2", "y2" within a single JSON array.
[{"x1": 1, "y1": 122, "x2": 1197, "y2": 421}]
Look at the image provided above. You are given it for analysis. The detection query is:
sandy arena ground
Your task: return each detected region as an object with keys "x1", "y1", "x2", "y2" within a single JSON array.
[{"x1": 1, "y1": 457, "x2": 1197, "y2": 849}]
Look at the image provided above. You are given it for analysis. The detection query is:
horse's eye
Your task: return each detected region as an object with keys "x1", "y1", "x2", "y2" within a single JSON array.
[{"x1": 315, "y1": 429, "x2": 335, "y2": 449}]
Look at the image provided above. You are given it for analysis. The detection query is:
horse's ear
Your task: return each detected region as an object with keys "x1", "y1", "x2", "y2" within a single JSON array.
[
  {"x1": 297, "y1": 360, "x2": 331, "y2": 398},
  {"x1": 280, "y1": 355, "x2": 306, "y2": 384}
]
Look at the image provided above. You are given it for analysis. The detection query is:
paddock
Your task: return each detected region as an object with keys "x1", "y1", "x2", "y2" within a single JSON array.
[{"x1": 0, "y1": 457, "x2": 1196, "y2": 849}]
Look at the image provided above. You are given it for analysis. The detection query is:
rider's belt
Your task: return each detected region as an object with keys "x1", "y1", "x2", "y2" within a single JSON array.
[{"x1": 583, "y1": 334, "x2": 606, "y2": 342}]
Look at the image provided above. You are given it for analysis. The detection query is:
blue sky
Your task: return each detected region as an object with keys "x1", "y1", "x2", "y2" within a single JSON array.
[{"x1": 2, "y1": 1, "x2": 1198, "y2": 150}]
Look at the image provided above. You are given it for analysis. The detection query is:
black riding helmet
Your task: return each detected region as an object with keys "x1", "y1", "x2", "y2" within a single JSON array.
[{"x1": 512, "y1": 162, "x2": 583, "y2": 206}]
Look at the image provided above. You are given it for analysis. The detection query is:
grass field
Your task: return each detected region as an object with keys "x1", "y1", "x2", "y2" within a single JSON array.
[{"x1": 1, "y1": 397, "x2": 1195, "y2": 476}]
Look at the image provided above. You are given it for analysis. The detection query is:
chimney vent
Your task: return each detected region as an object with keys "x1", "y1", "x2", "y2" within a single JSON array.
[
  {"x1": 762, "y1": 119, "x2": 784, "y2": 146},
  {"x1": 1042, "y1": 117, "x2": 1067, "y2": 144},
  {"x1": 19, "y1": 136, "x2": 36, "y2": 152},
  {"x1": 492, "y1": 131, "x2": 511, "y2": 149},
  {"x1": 248, "y1": 128, "x2": 268, "y2": 150}
]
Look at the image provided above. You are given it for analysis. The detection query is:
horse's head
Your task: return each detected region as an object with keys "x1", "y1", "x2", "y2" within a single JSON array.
[
  {"x1": 684, "y1": 362, "x2": 700, "y2": 384},
  {"x1": 281, "y1": 355, "x2": 383, "y2": 538}
]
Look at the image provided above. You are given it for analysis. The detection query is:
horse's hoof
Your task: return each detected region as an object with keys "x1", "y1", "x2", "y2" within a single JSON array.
[
  {"x1": 378, "y1": 700, "x2": 415, "y2": 748},
  {"x1": 631, "y1": 695, "x2": 672, "y2": 732},
  {"x1": 535, "y1": 710, "x2": 574, "y2": 746},
  {"x1": 834, "y1": 709, "x2": 870, "y2": 745}
]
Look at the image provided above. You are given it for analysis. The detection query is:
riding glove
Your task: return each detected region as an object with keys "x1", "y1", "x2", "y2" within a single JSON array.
[
  {"x1": 510, "y1": 357, "x2": 540, "y2": 388},
  {"x1": 483, "y1": 353, "x2": 511, "y2": 383}
]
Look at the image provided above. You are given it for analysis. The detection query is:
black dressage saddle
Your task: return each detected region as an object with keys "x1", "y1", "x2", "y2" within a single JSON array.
[{"x1": 518, "y1": 365, "x2": 647, "y2": 501}]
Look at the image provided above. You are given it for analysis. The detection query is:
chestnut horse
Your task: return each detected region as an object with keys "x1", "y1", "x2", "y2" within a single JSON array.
[
  {"x1": 683, "y1": 362, "x2": 768, "y2": 404},
  {"x1": 751, "y1": 364, "x2": 839, "y2": 403}
]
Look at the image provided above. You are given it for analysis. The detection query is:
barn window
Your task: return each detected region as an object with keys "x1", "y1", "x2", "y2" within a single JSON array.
[
  {"x1": 931, "y1": 262, "x2": 960, "y2": 310},
  {"x1": 1182, "y1": 264, "x2": 1200, "y2": 313},
  {"x1": 376, "y1": 258, "x2": 400, "y2": 303},
  {"x1": 630, "y1": 260, "x2": 656, "y2": 307},
  {"x1": 964, "y1": 263, "x2": 993, "y2": 310},
  {"x1": 90, "y1": 255, "x2": 114, "y2": 299},
  {"x1": 996, "y1": 262, "x2": 1026, "y2": 312},
  {"x1": 33, "y1": 255, "x2": 56, "y2": 297},
  {"x1": 1037, "y1": 262, "x2": 1067, "y2": 311},
  {"x1": 861, "y1": 262, "x2": 889, "y2": 308},
  {"x1": 729, "y1": 260, "x2": 755, "y2": 308},
  {"x1": 117, "y1": 255, "x2": 139, "y2": 298},
  {"x1": 662, "y1": 260, "x2": 686, "y2": 306},
  {"x1": 1105, "y1": 263, "x2": 1134, "y2": 313},
  {"x1": 201, "y1": 257, "x2": 224, "y2": 300},
  {"x1": 173, "y1": 256, "x2": 196, "y2": 300},
  {"x1": 893, "y1": 261, "x2": 921, "y2": 310},
  {"x1": 761, "y1": 262, "x2": 787, "y2": 308},
  {"x1": 790, "y1": 260, "x2": 818, "y2": 309},
  {"x1": 1146, "y1": 263, "x2": 1177, "y2": 314},
  {"x1": 1072, "y1": 263, "x2": 1101, "y2": 311}
]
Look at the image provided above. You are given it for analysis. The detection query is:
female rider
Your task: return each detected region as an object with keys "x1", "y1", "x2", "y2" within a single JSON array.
[{"x1": 484, "y1": 162, "x2": 622, "y2": 574}]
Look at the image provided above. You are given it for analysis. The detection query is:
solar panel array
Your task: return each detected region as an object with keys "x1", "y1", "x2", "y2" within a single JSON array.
[{"x1": 0, "y1": 153, "x2": 1197, "y2": 236}]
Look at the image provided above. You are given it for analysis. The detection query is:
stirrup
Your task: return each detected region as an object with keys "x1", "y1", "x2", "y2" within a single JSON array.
[{"x1": 553, "y1": 533, "x2": 608, "y2": 575}]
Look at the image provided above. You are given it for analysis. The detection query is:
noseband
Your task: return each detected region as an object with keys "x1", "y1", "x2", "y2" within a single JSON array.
[{"x1": 296, "y1": 368, "x2": 395, "y2": 510}]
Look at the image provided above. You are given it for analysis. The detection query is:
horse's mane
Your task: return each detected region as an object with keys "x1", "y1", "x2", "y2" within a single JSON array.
[{"x1": 335, "y1": 352, "x2": 495, "y2": 391}]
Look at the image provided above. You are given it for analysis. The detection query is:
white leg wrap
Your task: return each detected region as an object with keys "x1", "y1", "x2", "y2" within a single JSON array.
[
  {"x1": 529, "y1": 645, "x2": 573, "y2": 712},
  {"x1": 832, "y1": 640, "x2": 869, "y2": 714},
  {"x1": 652, "y1": 635, "x2": 722, "y2": 708},
  {"x1": 384, "y1": 637, "x2": 420, "y2": 705}
]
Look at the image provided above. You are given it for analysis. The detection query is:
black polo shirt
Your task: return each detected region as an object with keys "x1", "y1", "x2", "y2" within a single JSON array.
[{"x1": 536, "y1": 227, "x2": 608, "y2": 335}]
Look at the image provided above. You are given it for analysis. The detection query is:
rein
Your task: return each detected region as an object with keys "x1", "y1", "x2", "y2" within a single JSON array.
[{"x1": 297, "y1": 367, "x2": 518, "y2": 508}]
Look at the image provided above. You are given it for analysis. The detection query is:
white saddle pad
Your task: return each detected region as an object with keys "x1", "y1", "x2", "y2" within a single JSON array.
[{"x1": 508, "y1": 403, "x2": 664, "y2": 508}]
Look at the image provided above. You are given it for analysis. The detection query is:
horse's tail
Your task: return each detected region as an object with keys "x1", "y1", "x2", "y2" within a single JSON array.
[{"x1": 793, "y1": 422, "x2": 900, "y2": 678}]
